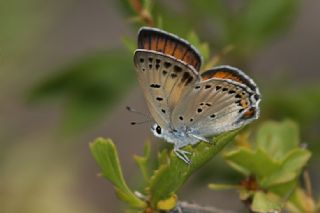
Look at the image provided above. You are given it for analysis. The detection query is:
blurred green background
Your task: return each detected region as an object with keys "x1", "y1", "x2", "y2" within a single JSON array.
[{"x1": 0, "y1": 0, "x2": 319, "y2": 212}]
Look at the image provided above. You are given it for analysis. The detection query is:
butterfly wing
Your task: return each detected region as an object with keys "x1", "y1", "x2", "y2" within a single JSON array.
[
  {"x1": 172, "y1": 66, "x2": 261, "y2": 136},
  {"x1": 134, "y1": 50, "x2": 199, "y2": 128},
  {"x1": 134, "y1": 27, "x2": 202, "y2": 128}
]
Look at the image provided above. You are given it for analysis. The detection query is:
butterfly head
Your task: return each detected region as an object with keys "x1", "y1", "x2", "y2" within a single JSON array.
[
  {"x1": 151, "y1": 123, "x2": 201, "y2": 146},
  {"x1": 151, "y1": 123, "x2": 164, "y2": 138},
  {"x1": 151, "y1": 123, "x2": 180, "y2": 143}
]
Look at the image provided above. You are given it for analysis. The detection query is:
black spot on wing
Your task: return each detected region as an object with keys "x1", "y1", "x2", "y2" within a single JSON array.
[
  {"x1": 180, "y1": 71, "x2": 193, "y2": 86},
  {"x1": 171, "y1": 73, "x2": 177, "y2": 78},
  {"x1": 150, "y1": 84, "x2": 161, "y2": 88},
  {"x1": 174, "y1": 65, "x2": 182, "y2": 73},
  {"x1": 164, "y1": 62, "x2": 171, "y2": 68}
]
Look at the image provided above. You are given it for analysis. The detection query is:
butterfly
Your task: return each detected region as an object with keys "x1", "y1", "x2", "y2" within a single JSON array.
[{"x1": 133, "y1": 27, "x2": 261, "y2": 164}]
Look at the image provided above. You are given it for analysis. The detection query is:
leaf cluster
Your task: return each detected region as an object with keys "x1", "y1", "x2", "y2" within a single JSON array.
[
  {"x1": 90, "y1": 130, "x2": 239, "y2": 212},
  {"x1": 209, "y1": 120, "x2": 316, "y2": 212}
]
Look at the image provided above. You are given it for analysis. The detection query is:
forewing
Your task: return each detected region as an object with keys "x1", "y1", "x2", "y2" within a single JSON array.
[
  {"x1": 137, "y1": 27, "x2": 202, "y2": 71},
  {"x1": 134, "y1": 50, "x2": 199, "y2": 128},
  {"x1": 172, "y1": 74, "x2": 260, "y2": 136}
]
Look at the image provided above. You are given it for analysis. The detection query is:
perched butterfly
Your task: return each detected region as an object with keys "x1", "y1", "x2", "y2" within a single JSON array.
[{"x1": 133, "y1": 27, "x2": 261, "y2": 164}]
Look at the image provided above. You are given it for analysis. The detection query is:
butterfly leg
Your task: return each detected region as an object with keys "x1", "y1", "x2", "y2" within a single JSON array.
[
  {"x1": 174, "y1": 147, "x2": 192, "y2": 164},
  {"x1": 202, "y1": 137, "x2": 212, "y2": 145},
  {"x1": 190, "y1": 134, "x2": 211, "y2": 145}
]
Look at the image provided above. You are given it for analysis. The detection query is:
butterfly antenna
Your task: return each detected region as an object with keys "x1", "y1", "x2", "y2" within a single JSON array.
[
  {"x1": 126, "y1": 106, "x2": 152, "y2": 126},
  {"x1": 130, "y1": 119, "x2": 152, "y2": 126},
  {"x1": 126, "y1": 106, "x2": 150, "y2": 118}
]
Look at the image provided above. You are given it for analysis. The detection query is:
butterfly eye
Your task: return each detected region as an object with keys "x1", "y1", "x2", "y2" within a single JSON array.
[{"x1": 156, "y1": 125, "x2": 162, "y2": 134}]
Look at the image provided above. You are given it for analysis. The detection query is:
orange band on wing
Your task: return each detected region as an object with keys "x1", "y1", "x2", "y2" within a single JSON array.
[
  {"x1": 201, "y1": 66, "x2": 258, "y2": 93},
  {"x1": 202, "y1": 70, "x2": 243, "y2": 84},
  {"x1": 242, "y1": 107, "x2": 256, "y2": 119},
  {"x1": 138, "y1": 27, "x2": 202, "y2": 71}
]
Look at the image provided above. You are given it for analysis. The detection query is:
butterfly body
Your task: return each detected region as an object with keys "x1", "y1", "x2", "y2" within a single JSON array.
[
  {"x1": 152, "y1": 123, "x2": 201, "y2": 145},
  {"x1": 133, "y1": 27, "x2": 261, "y2": 164}
]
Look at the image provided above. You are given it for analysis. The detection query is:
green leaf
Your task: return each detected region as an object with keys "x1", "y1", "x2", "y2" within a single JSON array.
[
  {"x1": 28, "y1": 50, "x2": 134, "y2": 134},
  {"x1": 148, "y1": 130, "x2": 239, "y2": 206},
  {"x1": 239, "y1": 189, "x2": 254, "y2": 201},
  {"x1": 157, "y1": 149, "x2": 169, "y2": 165},
  {"x1": 268, "y1": 180, "x2": 296, "y2": 199},
  {"x1": 224, "y1": 148, "x2": 279, "y2": 179},
  {"x1": 262, "y1": 149, "x2": 311, "y2": 187},
  {"x1": 89, "y1": 138, "x2": 145, "y2": 208},
  {"x1": 262, "y1": 85, "x2": 320, "y2": 158},
  {"x1": 286, "y1": 188, "x2": 316, "y2": 213},
  {"x1": 133, "y1": 141, "x2": 151, "y2": 182},
  {"x1": 251, "y1": 191, "x2": 282, "y2": 213},
  {"x1": 256, "y1": 120, "x2": 299, "y2": 161},
  {"x1": 208, "y1": 183, "x2": 240, "y2": 191},
  {"x1": 186, "y1": 31, "x2": 210, "y2": 62}
]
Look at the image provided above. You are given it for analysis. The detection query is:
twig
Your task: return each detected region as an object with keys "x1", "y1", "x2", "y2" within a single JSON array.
[
  {"x1": 168, "y1": 201, "x2": 236, "y2": 213},
  {"x1": 202, "y1": 45, "x2": 234, "y2": 71},
  {"x1": 303, "y1": 170, "x2": 313, "y2": 198},
  {"x1": 128, "y1": 0, "x2": 154, "y2": 26}
]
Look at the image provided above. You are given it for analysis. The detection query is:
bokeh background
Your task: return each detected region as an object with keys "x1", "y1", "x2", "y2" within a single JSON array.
[{"x1": 1, "y1": 0, "x2": 319, "y2": 212}]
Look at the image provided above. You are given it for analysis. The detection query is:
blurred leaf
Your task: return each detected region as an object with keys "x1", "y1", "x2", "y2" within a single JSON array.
[
  {"x1": 263, "y1": 85, "x2": 320, "y2": 126},
  {"x1": 133, "y1": 141, "x2": 151, "y2": 182},
  {"x1": 224, "y1": 148, "x2": 279, "y2": 179},
  {"x1": 186, "y1": 31, "x2": 210, "y2": 63},
  {"x1": 208, "y1": 183, "x2": 240, "y2": 190},
  {"x1": 251, "y1": 191, "x2": 282, "y2": 213},
  {"x1": 256, "y1": 120, "x2": 299, "y2": 161},
  {"x1": 239, "y1": 189, "x2": 253, "y2": 201},
  {"x1": 145, "y1": 2, "x2": 196, "y2": 36},
  {"x1": 262, "y1": 149, "x2": 311, "y2": 187},
  {"x1": 148, "y1": 130, "x2": 239, "y2": 207},
  {"x1": 264, "y1": 84, "x2": 320, "y2": 156},
  {"x1": 122, "y1": 36, "x2": 136, "y2": 52},
  {"x1": 28, "y1": 50, "x2": 134, "y2": 134},
  {"x1": 286, "y1": 188, "x2": 316, "y2": 213},
  {"x1": 141, "y1": 0, "x2": 153, "y2": 12},
  {"x1": 185, "y1": 0, "x2": 228, "y2": 21},
  {"x1": 89, "y1": 138, "x2": 145, "y2": 208},
  {"x1": 156, "y1": 194, "x2": 177, "y2": 211},
  {"x1": 156, "y1": 15, "x2": 163, "y2": 29},
  {"x1": 157, "y1": 149, "x2": 169, "y2": 166},
  {"x1": 231, "y1": 0, "x2": 299, "y2": 53},
  {"x1": 220, "y1": 120, "x2": 313, "y2": 213},
  {"x1": 0, "y1": 0, "x2": 60, "y2": 55}
]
